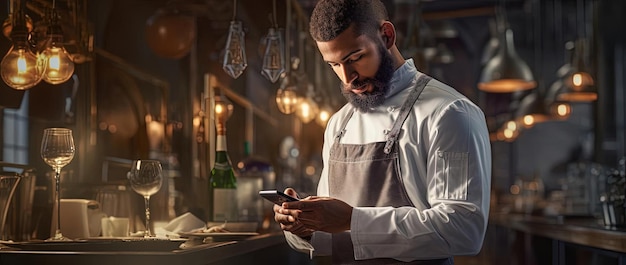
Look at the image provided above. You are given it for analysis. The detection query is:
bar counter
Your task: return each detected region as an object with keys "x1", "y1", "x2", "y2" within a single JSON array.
[
  {"x1": 490, "y1": 213, "x2": 626, "y2": 253},
  {"x1": 483, "y1": 212, "x2": 626, "y2": 264},
  {"x1": 0, "y1": 232, "x2": 313, "y2": 265}
]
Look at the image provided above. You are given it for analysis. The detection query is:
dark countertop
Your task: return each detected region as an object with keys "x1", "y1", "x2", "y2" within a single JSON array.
[
  {"x1": 490, "y1": 212, "x2": 626, "y2": 253},
  {"x1": 0, "y1": 232, "x2": 311, "y2": 265}
]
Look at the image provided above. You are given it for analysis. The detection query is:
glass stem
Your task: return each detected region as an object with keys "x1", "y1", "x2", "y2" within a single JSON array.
[
  {"x1": 55, "y1": 169, "x2": 62, "y2": 237},
  {"x1": 144, "y1": 195, "x2": 151, "y2": 237}
]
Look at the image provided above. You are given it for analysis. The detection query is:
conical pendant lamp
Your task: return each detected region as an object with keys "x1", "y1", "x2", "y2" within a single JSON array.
[
  {"x1": 557, "y1": 38, "x2": 597, "y2": 102},
  {"x1": 514, "y1": 90, "x2": 549, "y2": 128},
  {"x1": 478, "y1": 25, "x2": 536, "y2": 93}
]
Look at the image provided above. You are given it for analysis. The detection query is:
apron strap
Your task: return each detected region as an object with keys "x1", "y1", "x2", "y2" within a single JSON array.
[
  {"x1": 384, "y1": 74, "x2": 432, "y2": 154},
  {"x1": 334, "y1": 107, "x2": 355, "y2": 143}
]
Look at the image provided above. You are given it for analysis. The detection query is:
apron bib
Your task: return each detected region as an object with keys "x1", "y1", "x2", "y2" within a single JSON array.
[{"x1": 327, "y1": 75, "x2": 452, "y2": 265}]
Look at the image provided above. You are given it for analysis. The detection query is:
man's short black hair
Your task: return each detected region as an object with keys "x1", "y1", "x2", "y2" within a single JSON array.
[{"x1": 309, "y1": 0, "x2": 389, "y2": 42}]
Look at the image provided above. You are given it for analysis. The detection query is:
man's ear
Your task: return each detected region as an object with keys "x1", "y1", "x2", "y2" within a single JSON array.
[{"x1": 380, "y1": 21, "x2": 396, "y2": 49}]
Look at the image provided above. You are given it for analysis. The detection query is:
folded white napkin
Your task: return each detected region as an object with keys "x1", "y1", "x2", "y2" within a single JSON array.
[{"x1": 161, "y1": 212, "x2": 206, "y2": 234}]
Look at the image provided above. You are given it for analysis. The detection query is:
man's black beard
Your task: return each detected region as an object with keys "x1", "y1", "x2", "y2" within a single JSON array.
[{"x1": 341, "y1": 44, "x2": 395, "y2": 112}]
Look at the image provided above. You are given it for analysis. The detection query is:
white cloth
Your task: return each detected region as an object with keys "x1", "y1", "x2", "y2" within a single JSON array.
[
  {"x1": 162, "y1": 212, "x2": 206, "y2": 234},
  {"x1": 285, "y1": 59, "x2": 492, "y2": 261}
]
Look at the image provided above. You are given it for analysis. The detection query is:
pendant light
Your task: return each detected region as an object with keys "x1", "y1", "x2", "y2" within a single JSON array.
[
  {"x1": 481, "y1": 18, "x2": 500, "y2": 66},
  {"x1": 557, "y1": 0, "x2": 596, "y2": 102},
  {"x1": 261, "y1": 0, "x2": 285, "y2": 83},
  {"x1": 293, "y1": 17, "x2": 318, "y2": 124},
  {"x1": 215, "y1": 88, "x2": 234, "y2": 123},
  {"x1": 493, "y1": 92, "x2": 525, "y2": 142},
  {"x1": 276, "y1": 58, "x2": 299, "y2": 114},
  {"x1": 514, "y1": 91, "x2": 549, "y2": 129},
  {"x1": 545, "y1": 42, "x2": 574, "y2": 120},
  {"x1": 275, "y1": 0, "x2": 297, "y2": 114},
  {"x1": 296, "y1": 83, "x2": 319, "y2": 124},
  {"x1": 557, "y1": 38, "x2": 597, "y2": 102},
  {"x1": 145, "y1": 4, "x2": 196, "y2": 59},
  {"x1": 41, "y1": 1, "x2": 75, "y2": 85},
  {"x1": 478, "y1": 6, "x2": 536, "y2": 93},
  {"x1": 495, "y1": 119, "x2": 520, "y2": 142},
  {"x1": 0, "y1": 0, "x2": 45, "y2": 90},
  {"x1": 2, "y1": 0, "x2": 33, "y2": 39},
  {"x1": 545, "y1": 83, "x2": 572, "y2": 120},
  {"x1": 314, "y1": 48, "x2": 332, "y2": 127},
  {"x1": 222, "y1": 0, "x2": 247, "y2": 79},
  {"x1": 275, "y1": 81, "x2": 298, "y2": 114}
]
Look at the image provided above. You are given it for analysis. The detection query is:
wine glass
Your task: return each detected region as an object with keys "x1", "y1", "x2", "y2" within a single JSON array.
[
  {"x1": 127, "y1": 160, "x2": 162, "y2": 237},
  {"x1": 40, "y1": 128, "x2": 75, "y2": 241}
]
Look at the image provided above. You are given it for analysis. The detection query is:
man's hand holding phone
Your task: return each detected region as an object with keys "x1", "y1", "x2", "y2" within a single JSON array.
[
  {"x1": 261, "y1": 188, "x2": 313, "y2": 238},
  {"x1": 263, "y1": 188, "x2": 353, "y2": 237}
]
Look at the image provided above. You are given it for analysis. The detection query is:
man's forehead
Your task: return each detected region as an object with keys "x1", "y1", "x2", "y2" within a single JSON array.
[{"x1": 317, "y1": 34, "x2": 371, "y2": 62}]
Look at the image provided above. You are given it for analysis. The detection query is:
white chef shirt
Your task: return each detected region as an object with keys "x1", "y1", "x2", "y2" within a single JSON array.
[{"x1": 285, "y1": 59, "x2": 492, "y2": 261}]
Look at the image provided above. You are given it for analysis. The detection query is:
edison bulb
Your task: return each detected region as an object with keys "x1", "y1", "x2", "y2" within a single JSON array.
[
  {"x1": 214, "y1": 95, "x2": 234, "y2": 123},
  {"x1": 0, "y1": 45, "x2": 45, "y2": 90},
  {"x1": 295, "y1": 97, "x2": 318, "y2": 124},
  {"x1": 276, "y1": 86, "x2": 298, "y2": 114},
  {"x1": 41, "y1": 42, "x2": 75, "y2": 84},
  {"x1": 316, "y1": 107, "x2": 332, "y2": 127}
]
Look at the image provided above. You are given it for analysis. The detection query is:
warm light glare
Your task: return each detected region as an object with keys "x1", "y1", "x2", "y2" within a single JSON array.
[
  {"x1": 504, "y1": 128, "x2": 515, "y2": 139},
  {"x1": 316, "y1": 109, "x2": 331, "y2": 127},
  {"x1": 510, "y1": 184, "x2": 520, "y2": 195},
  {"x1": 296, "y1": 97, "x2": 318, "y2": 124},
  {"x1": 17, "y1": 56, "x2": 27, "y2": 73},
  {"x1": 49, "y1": 55, "x2": 60, "y2": 69},
  {"x1": 41, "y1": 44, "x2": 75, "y2": 84},
  {"x1": 557, "y1": 91, "x2": 598, "y2": 102},
  {"x1": 572, "y1": 73, "x2": 582, "y2": 87},
  {"x1": 523, "y1": 115, "x2": 534, "y2": 126},
  {"x1": 496, "y1": 120, "x2": 519, "y2": 142},
  {"x1": 305, "y1": 165, "x2": 316, "y2": 176},
  {"x1": 214, "y1": 95, "x2": 234, "y2": 122},
  {"x1": 566, "y1": 71, "x2": 594, "y2": 89},
  {"x1": 506, "y1": 121, "x2": 517, "y2": 131},
  {"x1": 557, "y1": 104, "x2": 569, "y2": 117},
  {"x1": 215, "y1": 104, "x2": 224, "y2": 115},
  {"x1": 192, "y1": 116, "x2": 201, "y2": 127},
  {"x1": 1, "y1": 46, "x2": 44, "y2": 90},
  {"x1": 478, "y1": 79, "x2": 536, "y2": 93},
  {"x1": 276, "y1": 86, "x2": 298, "y2": 114},
  {"x1": 108, "y1": 124, "x2": 118, "y2": 133}
]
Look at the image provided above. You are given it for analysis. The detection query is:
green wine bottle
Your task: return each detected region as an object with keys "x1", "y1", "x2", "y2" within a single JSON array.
[{"x1": 209, "y1": 121, "x2": 238, "y2": 222}]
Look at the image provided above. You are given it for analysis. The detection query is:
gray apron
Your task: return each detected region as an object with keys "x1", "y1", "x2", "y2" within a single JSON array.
[{"x1": 328, "y1": 74, "x2": 453, "y2": 265}]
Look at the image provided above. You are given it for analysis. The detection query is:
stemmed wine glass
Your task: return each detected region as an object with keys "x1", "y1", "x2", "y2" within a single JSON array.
[
  {"x1": 40, "y1": 128, "x2": 75, "y2": 241},
  {"x1": 127, "y1": 160, "x2": 162, "y2": 237}
]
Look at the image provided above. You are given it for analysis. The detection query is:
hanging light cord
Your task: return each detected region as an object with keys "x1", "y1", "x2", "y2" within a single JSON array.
[
  {"x1": 272, "y1": 0, "x2": 277, "y2": 28},
  {"x1": 576, "y1": 0, "x2": 583, "y2": 38},
  {"x1": 232, "y1": 0, "x2": 237, "y2": 21}
]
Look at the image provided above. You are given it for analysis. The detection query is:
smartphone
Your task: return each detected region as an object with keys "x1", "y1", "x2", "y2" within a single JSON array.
[{"x1": 259, "y1": 190, "x2": 299, "y2": 205}]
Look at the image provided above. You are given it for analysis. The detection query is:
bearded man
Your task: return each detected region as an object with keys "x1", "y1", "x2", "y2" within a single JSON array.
[{"x1": 272, "y1": 1, "x2": 492, "y2": 264}]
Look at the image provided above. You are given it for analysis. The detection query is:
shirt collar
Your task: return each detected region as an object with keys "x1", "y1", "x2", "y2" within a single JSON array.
[{"x1": 386, "y1": 59, "x2": 418, "y2": 99}]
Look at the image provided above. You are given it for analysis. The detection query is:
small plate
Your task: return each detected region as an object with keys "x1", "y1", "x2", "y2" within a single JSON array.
[
  {"x1": 205, "y1": 222, "x2": 258, "y2": 232},
  {"x1": 177, "y1": 232, "x2": 259, "y2": 241}
]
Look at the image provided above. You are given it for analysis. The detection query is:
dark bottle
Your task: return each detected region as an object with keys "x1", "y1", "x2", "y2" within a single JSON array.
[{"x1": 209, "y1": 120, "x2": 238, "y2": 222}]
